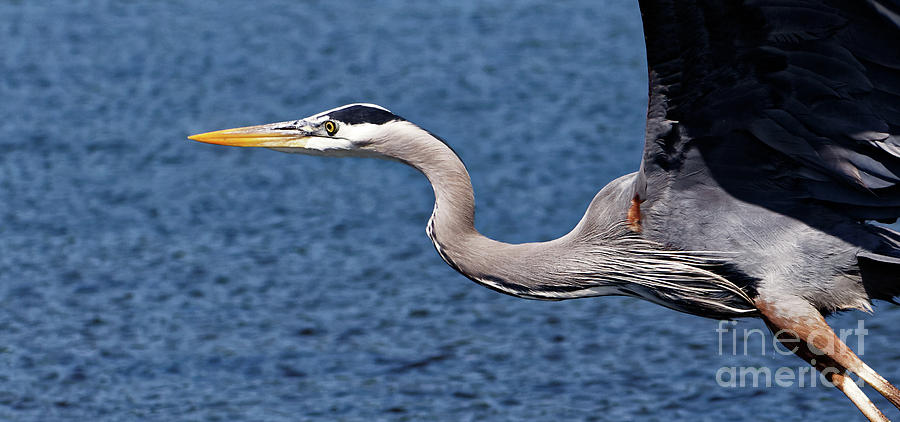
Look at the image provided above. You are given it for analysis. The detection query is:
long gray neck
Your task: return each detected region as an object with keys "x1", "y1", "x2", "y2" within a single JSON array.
[
  {"x1": 380, "y1": 123, "x2": 757, "y2": 317},
  {"x1": 381, "y1": 124, "x2": 629, "y2": 300},
  {"x1": 381, "y1": 126, "x2": 567, "y2": 298}
]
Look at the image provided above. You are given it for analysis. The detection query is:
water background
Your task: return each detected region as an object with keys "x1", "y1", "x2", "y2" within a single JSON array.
[{"x1": 2, "y1": 1, "x2": 899, "y2": 420}]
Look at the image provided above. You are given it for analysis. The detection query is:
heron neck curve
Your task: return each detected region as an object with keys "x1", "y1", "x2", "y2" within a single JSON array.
[
  {"x1": 382, "y1": 125, "x2": 573, "y2": 298},
  {"x1": 410, "y1": 140, "x2": 479, "y2": 242}
]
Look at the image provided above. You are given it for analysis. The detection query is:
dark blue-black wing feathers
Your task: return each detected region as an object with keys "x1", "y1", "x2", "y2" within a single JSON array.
[{"x1": 637, "y1": 0, "x2": 900, "y2": 221}]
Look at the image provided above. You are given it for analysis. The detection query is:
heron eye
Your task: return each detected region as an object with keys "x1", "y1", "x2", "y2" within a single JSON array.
[{"x1": 324, "y1": 120, "x2": 338, "y2": 136}]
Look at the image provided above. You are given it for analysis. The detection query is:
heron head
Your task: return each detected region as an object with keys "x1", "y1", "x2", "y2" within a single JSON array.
[{"x1": 189, "y1": 103, "x2": 418, "y2": 159}]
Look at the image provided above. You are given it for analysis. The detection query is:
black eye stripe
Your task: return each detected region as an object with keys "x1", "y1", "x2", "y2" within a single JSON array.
[{"x1": 325, "y1": 105, "x2": 404, "y2": 125}]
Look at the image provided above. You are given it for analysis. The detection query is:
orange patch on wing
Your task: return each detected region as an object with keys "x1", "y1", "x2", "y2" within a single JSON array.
[{"x1": 627, "y1": 194, "x2": 644, "y2": 233}]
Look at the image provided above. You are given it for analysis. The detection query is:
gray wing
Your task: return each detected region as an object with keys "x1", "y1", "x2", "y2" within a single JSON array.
[{"x1": 636, "y1": 0, "x2": 900, "y2": 221}]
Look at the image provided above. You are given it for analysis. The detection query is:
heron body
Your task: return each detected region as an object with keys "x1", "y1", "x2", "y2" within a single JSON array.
[{"x1": 190, "y1": 1, "x2": 900, "y2": 420}]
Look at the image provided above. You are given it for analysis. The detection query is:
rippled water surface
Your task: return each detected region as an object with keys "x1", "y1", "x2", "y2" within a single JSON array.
[{"x1": 2, "y1": 1, "x2": 899, "y2": 420}]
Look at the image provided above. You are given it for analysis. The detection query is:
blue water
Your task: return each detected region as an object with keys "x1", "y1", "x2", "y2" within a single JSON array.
[{"x1": 2, "y1": 1, "x2": 899, "y2": 420}]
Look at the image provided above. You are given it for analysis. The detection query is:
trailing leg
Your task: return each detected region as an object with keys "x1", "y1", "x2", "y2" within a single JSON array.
[{"x1": 757, "y1": 297, "x2": 900, "y2": 418}]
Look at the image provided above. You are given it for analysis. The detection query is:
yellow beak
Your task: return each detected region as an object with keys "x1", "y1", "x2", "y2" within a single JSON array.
[{"x1": 188, "y1": 122, "x2": 311, "y2": 148}]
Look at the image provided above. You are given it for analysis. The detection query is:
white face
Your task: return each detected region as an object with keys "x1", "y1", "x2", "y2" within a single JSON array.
[{"x1": 188, "y1": 103, "x2": 415, "y2": 158}]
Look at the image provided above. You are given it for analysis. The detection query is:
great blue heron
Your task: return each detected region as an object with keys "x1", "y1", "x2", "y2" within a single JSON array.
[{"x1": 189, "y1": 1, "x2": 900, "y2": 420}]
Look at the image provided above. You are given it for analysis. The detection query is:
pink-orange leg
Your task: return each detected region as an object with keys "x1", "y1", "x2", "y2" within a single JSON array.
[
  {"x1": 757, "y1": 298, "x2": 900, "y2": 420},
  {"x1": 766, "y1": 320, "x2": 887, "y2": 421}
]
